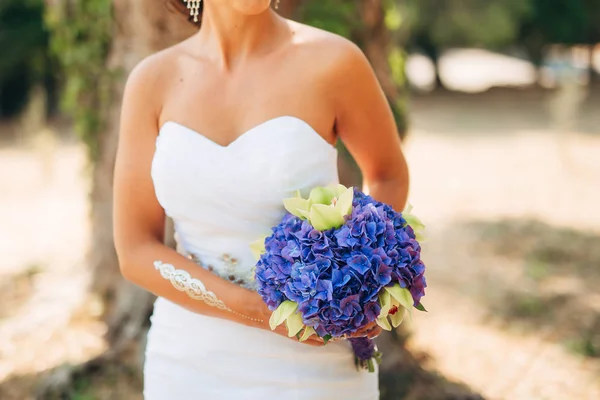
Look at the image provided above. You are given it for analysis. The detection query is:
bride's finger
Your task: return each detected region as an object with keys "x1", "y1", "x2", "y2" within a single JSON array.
[
  {"x1": 294, "y1": 335, "x2": 325, "y2": 346},
  {"x1": 366, "y1": 326, "x2": 382, "y2": 339}
]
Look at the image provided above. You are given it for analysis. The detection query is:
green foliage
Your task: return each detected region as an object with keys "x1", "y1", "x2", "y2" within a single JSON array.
[
  {"x1": 567, "y1": 333, "x2": 600, "y2": 358},
  {"x1": 518, "y1": 0, "x2": 600, "y2": 64},
  {"x1": 384, "y1": 0, "x2": 403, "y2": 32},
  {"x1": 403, "y1": 0, "x2": 531, "y2": 50},
  {"x1": 401, "y1": 0, "x2": 600, "y2": 69},
  {"x1": 299, "y1": 0, "x2": 360, "y2": 39},
  {"x1": 46, "y1": 0, "x2": 114, "y2": 161},
  {"x1": 582, "y1": 0, "x2": 600, "y2": 44},
  {"x1": 520, "y1": 0, "x2": 587, "y2": 45},
  {"x1": 0, "y1": 0, "x2": 50, "y2": 116},
  {"x1": 385, "y1": 1, "x2": 408, "y2": 134}
]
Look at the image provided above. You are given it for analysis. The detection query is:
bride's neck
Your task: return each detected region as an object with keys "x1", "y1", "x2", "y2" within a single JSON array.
[{"x1": 197, "y1": 3, "x2": 284, "y2": 69}]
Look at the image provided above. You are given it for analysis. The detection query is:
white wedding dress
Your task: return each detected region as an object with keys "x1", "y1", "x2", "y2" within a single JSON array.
[{"x1": 146, "y1": 116, "x2": 379, "y2": 399}]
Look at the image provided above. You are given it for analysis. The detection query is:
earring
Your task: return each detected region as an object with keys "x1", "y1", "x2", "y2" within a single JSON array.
[
  {"x1": 184, "y1": 0, "x2": 202, "y2": 23},
  {"x1": 275, "y1": 0, "x2": 280, "y2": 9}
]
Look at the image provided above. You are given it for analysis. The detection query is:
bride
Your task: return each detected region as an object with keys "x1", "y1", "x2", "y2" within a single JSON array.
[{"x1": 113, "y1": 0, "x2": 409, "y2": 398}]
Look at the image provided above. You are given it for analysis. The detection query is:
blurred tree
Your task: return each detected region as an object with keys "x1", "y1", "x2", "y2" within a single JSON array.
[
  {"x1": 518, "y1": 0, "x2": 587, "y2": 67},
  {"x1": 401, "y1": 0, "x2": 599, "y2": 86},
  {"x1": 0, "y1": 0, "x2": 54, "y2": 118},
  {"x1": 401, "y1": 0, "x2": 531, "y2": 88},
  {"x1": 42, "y1": 1, "x2": 193, "y2": 393},
  {"x1": 583, "y1": 0, "x2": 600, "y2": 81},
  {"x1": 518, "y1": 0, "x2": 600, "y2": 79}
]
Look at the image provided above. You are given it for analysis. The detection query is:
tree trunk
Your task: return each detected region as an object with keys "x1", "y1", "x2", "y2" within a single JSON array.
[
  {"x1": 357, "y1": 1, "x2": 398, "y2": 104},
  {"x1": 88, "y1": 0, "x2": 194, "y2": 369},
  {"x1": 277, "y1": 0, "x2": 305, "y2": 19},
  {"x1": 589, "y1": 44, "x2": 598, "y2": 83},
  {"x1": 356, "y1": 0, "x2": 407, "y2": 138}
]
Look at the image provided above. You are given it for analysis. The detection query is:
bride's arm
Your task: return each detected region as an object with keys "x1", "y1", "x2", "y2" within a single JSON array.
[
  {"x1": 113, "y1": 55, "x2": 269, "y2": 329},
  {"x1": 328, "y1": 41, "x2": 410, "y2": 211}
]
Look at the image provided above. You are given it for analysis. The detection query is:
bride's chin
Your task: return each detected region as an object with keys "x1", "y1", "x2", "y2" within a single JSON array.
[{"x1": 231, "y1": 0, "x2": 273, "y2": 15}]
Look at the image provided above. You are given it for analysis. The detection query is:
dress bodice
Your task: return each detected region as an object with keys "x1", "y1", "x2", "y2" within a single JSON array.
[{"x1": 151, "y1": 116, "x2": 339, "y2": 288}]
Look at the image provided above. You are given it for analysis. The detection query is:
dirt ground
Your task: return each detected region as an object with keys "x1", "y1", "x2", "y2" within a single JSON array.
[
  {"x1": 404, "y1": 88, "x2": 600, "y2": 400},
  {"x1": 1, "y1": 86, "x2": 599, "y2": 399}
]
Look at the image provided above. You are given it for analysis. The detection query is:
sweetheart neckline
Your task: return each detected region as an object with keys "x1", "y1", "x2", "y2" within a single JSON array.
[{"x1": 158, "y1": 115, "x2": 337, "y2": 152}]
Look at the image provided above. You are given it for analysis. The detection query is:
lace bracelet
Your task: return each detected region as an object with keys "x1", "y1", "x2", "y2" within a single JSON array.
[{"x1": 153, "y1": 260, "x2": 264, "y2": 323}]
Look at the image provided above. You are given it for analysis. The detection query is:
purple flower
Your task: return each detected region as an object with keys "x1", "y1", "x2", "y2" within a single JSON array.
[
  {"x1": 347, "y1": 254, "x2": 371, "y2": 275},
  {"x1": 350, "y1": 337, "x2": 376, "y2": 361},
  {"x1": 254, "y1": 187, "x2": 427, "y2": 336}
]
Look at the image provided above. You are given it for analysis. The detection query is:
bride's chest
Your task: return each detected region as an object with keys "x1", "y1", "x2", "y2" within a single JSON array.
[{"x1": 160, "y1": 66, "x2": 334, "y2": 146}]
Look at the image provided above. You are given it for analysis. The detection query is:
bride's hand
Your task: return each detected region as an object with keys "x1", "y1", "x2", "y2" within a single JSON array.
[
  {"x1": 247, "y1": 293, "x2": 380, "y2": 345},
  {"x1": 270, "y1": 322, "x2": 326, "y2": 347},
  {"x1": 348, "y1": 322, "x2": 382, "y2": 340}
]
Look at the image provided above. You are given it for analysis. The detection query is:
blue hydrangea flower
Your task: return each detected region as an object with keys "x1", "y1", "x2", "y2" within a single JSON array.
[{"x1": 254, "y1": 188, "x2": 427, "y2": 337}]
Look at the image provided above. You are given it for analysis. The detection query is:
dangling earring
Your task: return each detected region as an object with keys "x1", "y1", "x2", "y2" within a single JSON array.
[
  {"x1": 184, "y1": 0, "x2": 202, "y2": 23},
  {"x1": 275, "y1": 0, "x2": 281, "y2": 9}
]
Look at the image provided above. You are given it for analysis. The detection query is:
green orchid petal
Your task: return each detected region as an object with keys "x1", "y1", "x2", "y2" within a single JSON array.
[
  {"x1": 389, "y1": 306, "x2": 406, "y2": 328},
  {"x1": 334, "y1": 186, "x2": 354, "y2": 217},
  {"x1": 249, "y1": 236, "x2": 267, "y2": 261},
  {"x1": 385, "y1": 285, "x2": 414, "y2": 319},
  {"x1": 328, "y1": 184, "x2": 349, "y2": 197},
  {"x1": 283, "y1": 197, "x2": 311, "y2": 219},
  {"x1": 299, "y1": 326, "x2": 316, "y2": 342},
  {"x1": 403, "y1": 204, "x2": 427, "y2": 242},
  {"x1": 404, "y1": 215, "x2": 427, "y2": 242},
  {"x1": 378, "y1": 290, "x2": 392, "y2": 317},
  {"x1": 309, "y1": 203, "x2": 345, "y2": 231},
  {"x1": 269, "y1": 301, "x2": 298, "y2": 330},
  {"x1": 309, "y1": 187, "x2": 336, "y2": 205},
  {"x1": 285, "y1": 312, "x2": 305, "y2": 337},
  {"x1": 376, "y1": 315, "x2": 392, "y2": 331},
  {"x1": 296, "y1": 208, "x2": 311, "y2": 219}
]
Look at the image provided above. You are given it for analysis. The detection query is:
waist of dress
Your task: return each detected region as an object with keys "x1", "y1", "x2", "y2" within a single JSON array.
[{"x1": 176, "y1": 241, "x2": 258, "y2": 291}]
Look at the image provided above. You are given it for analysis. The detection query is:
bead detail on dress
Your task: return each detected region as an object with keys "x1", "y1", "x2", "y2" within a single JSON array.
[{"x1": 185, "y1": 252, "x2": 257, "y2": 290}]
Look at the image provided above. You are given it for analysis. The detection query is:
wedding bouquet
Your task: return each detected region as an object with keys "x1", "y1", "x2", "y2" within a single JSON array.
[{"x1": 251, "y1": 185, "x2": 427, "y2": 372}]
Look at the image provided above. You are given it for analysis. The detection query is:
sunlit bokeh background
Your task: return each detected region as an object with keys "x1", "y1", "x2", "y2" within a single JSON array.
[{"x1": 1, "y1": 1, "x2": 599, "y2": 399}]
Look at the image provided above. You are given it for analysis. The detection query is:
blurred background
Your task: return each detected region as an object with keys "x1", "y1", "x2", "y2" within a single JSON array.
[{"x1": 1, "y1": 0, "x2": 599, "y2": 399}]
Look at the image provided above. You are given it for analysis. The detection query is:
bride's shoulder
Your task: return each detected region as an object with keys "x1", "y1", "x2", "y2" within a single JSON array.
[
  {"x1": 287, "y1": 21, "x2": 371, "y2": 79},
  {"x1": 126, "y1": 43, "x2": 185, "y2": 88},
  {"x1": 122, "y1": 41, "x2": 189, "y2": 108},
  {"x1": 120, "y1": 42, "x2": 192, "y2": 128}
]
